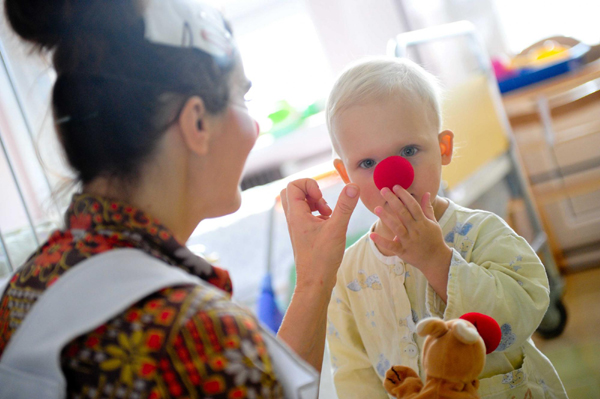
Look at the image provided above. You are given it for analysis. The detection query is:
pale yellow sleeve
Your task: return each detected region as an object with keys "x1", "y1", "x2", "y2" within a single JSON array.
[
  {"x1": 327, "y1": 282, "x2": 390, "y2": 399},
  {"x1": 440, "y1": 215, "x2": 550, "y2": 352}
]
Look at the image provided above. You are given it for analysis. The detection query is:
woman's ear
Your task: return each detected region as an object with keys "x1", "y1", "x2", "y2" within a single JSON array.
[
  {"x1": 334, "y1": 159, "x2": 351, "y2": 184},
  {"x1": 438, "y1": 130, "x2": 454, "y2": 166},
  {"x1": 178, "y1": 96, "x2": 210, "y2": 156}
]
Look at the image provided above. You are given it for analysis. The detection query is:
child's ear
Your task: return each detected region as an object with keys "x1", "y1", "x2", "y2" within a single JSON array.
[
  {"x1": 334, "y1": 159, "x2": 351, "y2": 184},
  {"x1": 438, "y1": 130, "x2": 454, "y2": 166}
]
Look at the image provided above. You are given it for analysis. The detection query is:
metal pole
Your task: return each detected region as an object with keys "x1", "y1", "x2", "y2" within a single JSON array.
[
  {"x1": 389, "y1": 0, "x2": 424, "y2": 64},
  {"x1": 536, "y1": 95, "x2": 577, "y2": 217},
  {"x1": 266, "y1": 200, "x2": 277, "y2": 275},
  {"x1": 392, "y1": 0, "x2": 415, "y2": 33},
  {"x1": 0, "y1": 126, "x2": 40, "y2": 247},
  {"x1": 0, "y1": 38, "x2": 61, "y2": 226},
  {"x1": 0, "y1": 226, "x2": 14, "y2": 273}
]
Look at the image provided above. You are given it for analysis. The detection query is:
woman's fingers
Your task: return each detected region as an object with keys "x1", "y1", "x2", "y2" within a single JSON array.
[
  {"x1": 315, "y1": 197, "x2": 333, "y2": 216},
  {"x1": 283, "y1": 178, "x2": 334, "y2": 217},
  {"x1": 282, "y1": 179, "x2": 357, "y2": 227},
  {"x1": 330, "y1": 184, "x2": 360, "y2": 230},
  {"x1": 280, "y1": 180, "x2": 359, "y2": 293},
  {"x1": 305, "y1": 197, "x2": 332, "y2": 216},
  {"x1": 279, "y1": 189, "x2": 289, "y2": 216},
  {"x1": 286, "y1": 178, "x2": 327, "y2": 216}
]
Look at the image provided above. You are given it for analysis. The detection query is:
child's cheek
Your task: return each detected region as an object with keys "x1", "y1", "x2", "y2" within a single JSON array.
[
  {"x1": 362, "y1": 189, "x2": 383, "y2": 215},
  {"x1": 367, "y1": 187, "x2": 385, "y2": 214}
]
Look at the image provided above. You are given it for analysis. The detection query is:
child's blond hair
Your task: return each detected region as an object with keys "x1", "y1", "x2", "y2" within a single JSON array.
[{"x1": 326, "y1": 57, "x2": 443, "y2": 155}]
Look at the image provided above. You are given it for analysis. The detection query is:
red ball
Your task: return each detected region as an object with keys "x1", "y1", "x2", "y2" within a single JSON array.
[
  {"x1": 459, "y1": 312, "x2": 502, "y2": 355},
  {"x1": 373, "y1": 156, "x2": 414, "y2": 191}
]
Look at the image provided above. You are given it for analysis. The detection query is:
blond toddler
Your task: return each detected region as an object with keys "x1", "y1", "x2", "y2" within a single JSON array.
[{"x1": 325, "y1": 57, "x2": 567, "y2": 399}]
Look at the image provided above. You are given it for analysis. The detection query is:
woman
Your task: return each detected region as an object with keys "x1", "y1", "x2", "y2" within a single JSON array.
[{"x1": 0, "y1": 0, "x2": 360, "y2": 397}]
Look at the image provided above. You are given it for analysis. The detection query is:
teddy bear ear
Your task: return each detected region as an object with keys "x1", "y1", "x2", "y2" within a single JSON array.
[
  {"x1": 453, "y1": 319, "x2": 481, "y2": 344},
  {"x1": 416, "y1": 317, "x2": 448, "y2": 338},
  {"x1": 459, "y1": 312, "x2": 501, "y2": 354}
]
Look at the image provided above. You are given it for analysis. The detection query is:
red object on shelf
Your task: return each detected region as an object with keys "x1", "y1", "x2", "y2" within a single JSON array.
[
  {"x1": 459, "y1": 312, "x2": 502, "y2": 355},
  {"x1": 373, "y1": 156, "x2": 414, "y2": 191}
]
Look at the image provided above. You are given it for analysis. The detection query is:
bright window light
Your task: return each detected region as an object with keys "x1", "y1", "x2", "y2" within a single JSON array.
[{"x1": 494, "y1": 0, "x2": 600, "y2": 53}]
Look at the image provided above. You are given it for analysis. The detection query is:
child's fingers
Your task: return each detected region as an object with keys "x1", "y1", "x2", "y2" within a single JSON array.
[
  {"x1": 420, "y1": 192, "x2": 436, "y2": 221},
  {"x1": 392, "y1": 185, "x2": 424, "y2": 221},
  {"x1": 370, "y1": 232, "x2": 402, "y2": 254},
  {"x1": 375, "y1": 205, "x2": 408, "y2": 239},
  {"x1": 380, "y1": 187, "x2": 415, "y2": 227}
]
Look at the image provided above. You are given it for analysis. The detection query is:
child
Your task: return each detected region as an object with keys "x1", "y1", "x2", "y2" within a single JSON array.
[{"x1": 325, "y1": 57, "x2": 567, "y2": 399}]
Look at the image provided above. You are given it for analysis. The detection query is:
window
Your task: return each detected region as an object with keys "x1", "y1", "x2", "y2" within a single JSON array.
[
  {"x1": 494, "y1": 0, "x2": 600, "y2": 54},
  {"x1": 215, "y1": 0, "x2": 335, "y2": 187}
]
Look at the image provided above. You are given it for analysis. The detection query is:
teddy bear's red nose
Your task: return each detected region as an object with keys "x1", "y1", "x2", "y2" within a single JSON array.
[
  {"x1": 460, "y1": 312, "x2": 502, "y2": 355},
  {"x1": 373, "y1": 156, "x2": 415, "y2": 191}
]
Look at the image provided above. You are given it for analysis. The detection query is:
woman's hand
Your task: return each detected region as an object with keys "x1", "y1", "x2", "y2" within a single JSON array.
[
  {"x1": 280, "y1": 178, "x2": 360, "y2": 292},
  {"x1": 277, "y1": 178, "x2": 359, "y2": 371}
]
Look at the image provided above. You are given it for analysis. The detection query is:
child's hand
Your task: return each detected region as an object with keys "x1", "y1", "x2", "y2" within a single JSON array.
[{"x1": 370, "y1": 186, "x2": 452, "y2": 295}]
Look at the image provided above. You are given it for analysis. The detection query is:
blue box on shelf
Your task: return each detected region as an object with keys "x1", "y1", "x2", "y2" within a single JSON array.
[{"x1": 498, "y1": 44, "x2": 590, "y2": 94}]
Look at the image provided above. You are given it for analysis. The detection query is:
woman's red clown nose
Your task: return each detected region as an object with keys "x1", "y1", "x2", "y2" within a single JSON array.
[{"x1": 373, "y1": 156, "x2": 415, "y2": 191}]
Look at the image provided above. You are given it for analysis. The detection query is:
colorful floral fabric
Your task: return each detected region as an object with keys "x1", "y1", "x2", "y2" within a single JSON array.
[{"x1": 0, "y1": 194, "x2": 283, "y2": 398}]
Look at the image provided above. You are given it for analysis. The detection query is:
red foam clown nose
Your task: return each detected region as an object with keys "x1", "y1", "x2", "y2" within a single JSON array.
[
  {"x1": 459, "y1": 312, "x2": 501, "y2": 355},
  {"x1": 373, "y1": 156, "x2": 415, "y2": 191}
]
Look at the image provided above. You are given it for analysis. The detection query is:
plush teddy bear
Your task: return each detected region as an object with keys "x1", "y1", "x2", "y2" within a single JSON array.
[{"x1": 384, "y1": 313, "x2": 501, "y2": 399}]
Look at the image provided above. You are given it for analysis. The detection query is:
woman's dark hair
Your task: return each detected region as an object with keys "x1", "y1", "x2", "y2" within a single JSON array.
[{"x1": 4, "y1": 0, "x2": 237, "y2": 185}]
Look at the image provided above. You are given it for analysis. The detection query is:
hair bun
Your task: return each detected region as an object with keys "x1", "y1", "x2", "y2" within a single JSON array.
[
  {"x1": 5, "y1": 0, "x2": 142, "y2": 52},
  {"x1": 4, "y1": 0, "x2": 75, "y2": 50}
]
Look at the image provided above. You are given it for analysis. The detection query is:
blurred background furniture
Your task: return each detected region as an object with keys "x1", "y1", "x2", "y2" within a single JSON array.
[
  {"x1": 502, "y1": 59, "x2": 600, "y2": 273},
  {"x1": 388, "y1": 21, "x2": 567, "y2": 338}
]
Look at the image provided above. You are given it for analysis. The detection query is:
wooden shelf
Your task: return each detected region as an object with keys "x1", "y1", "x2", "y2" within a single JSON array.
[{"x1": 502, "y1": 60, "x2": 600, "y2": 270}]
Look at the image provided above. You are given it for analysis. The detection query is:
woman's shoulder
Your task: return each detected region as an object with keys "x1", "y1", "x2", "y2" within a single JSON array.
[
  {"x1": 151, "y1": 283, "x2": 265, "y2": 348},
  {"x1": 61, "y1": 281, "x2": 281, "y2": 396},
  {"x1": 136, "y1": 281, "x2": 249, "y2": 335},
  {"x1": 172, "y1": 282, "x2": 250, "y2": 324}
]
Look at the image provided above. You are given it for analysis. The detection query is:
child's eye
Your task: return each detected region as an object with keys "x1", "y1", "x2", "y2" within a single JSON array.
[
  {"x1": 359, "y1": 159, "x2": 376, "y2": 169},
  {"x1": 401, "y1": 146, "x2": 418, "y2": 157}
]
